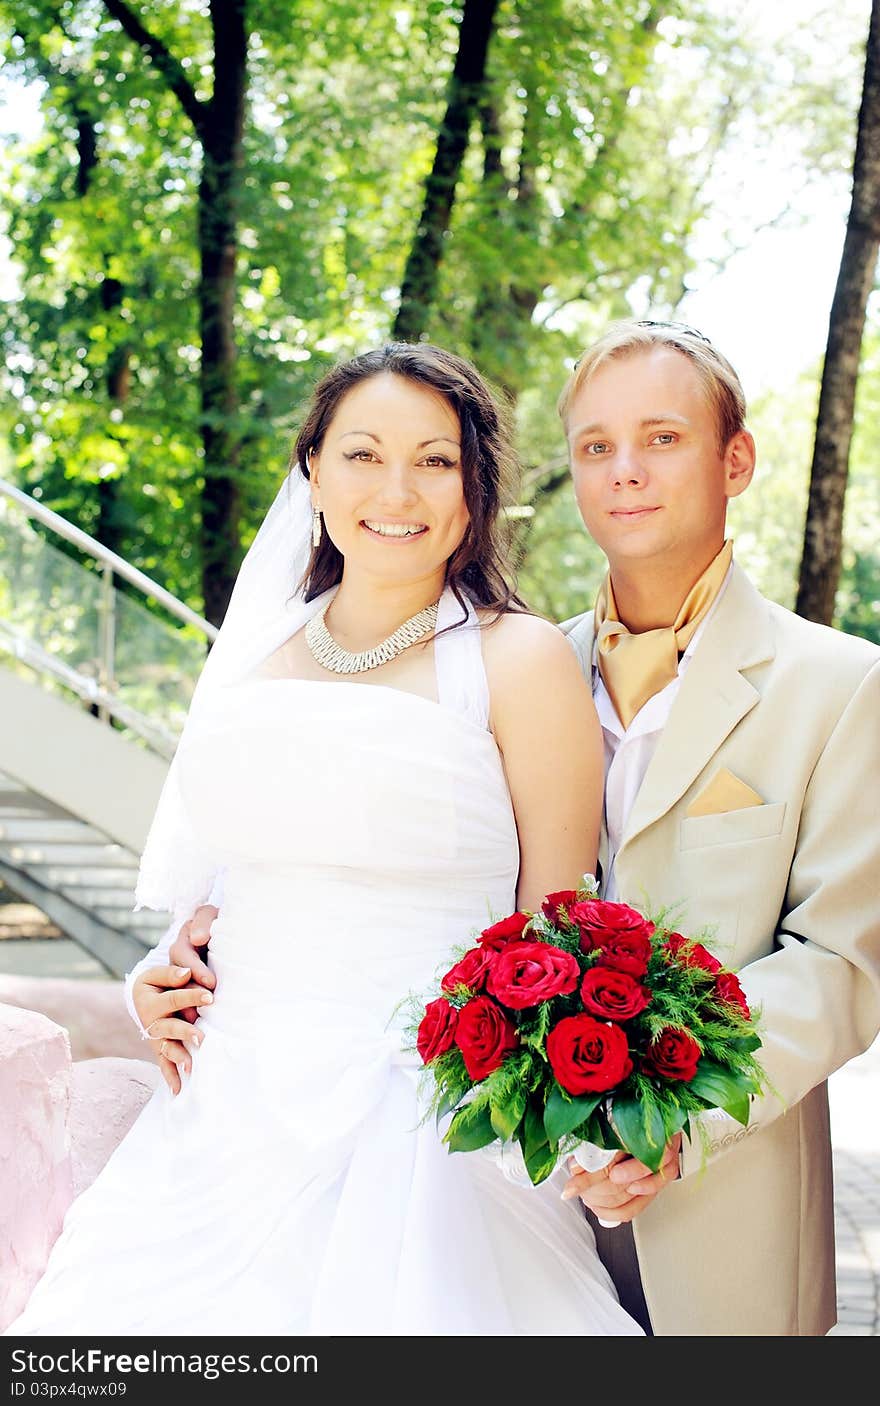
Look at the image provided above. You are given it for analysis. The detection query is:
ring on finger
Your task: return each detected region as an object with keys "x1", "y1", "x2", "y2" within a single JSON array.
[{"x1": 159, "y1": 1040, "x2": 170, "y2": 1059}]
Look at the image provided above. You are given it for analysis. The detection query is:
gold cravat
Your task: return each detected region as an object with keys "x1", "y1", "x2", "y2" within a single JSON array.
[{"x1": 594, "y1": 540, "x2": 733, "y2": 729}]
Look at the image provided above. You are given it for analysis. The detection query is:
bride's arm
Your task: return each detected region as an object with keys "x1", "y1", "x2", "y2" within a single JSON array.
[
  {"x1": 485, "y1": 613, "x2": 682, "y2": 1219},
  {"x1": 482, "y1": 612, "x2": 603, "y2": 911}
]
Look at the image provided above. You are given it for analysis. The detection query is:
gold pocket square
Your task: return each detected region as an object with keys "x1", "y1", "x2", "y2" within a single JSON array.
[{"x1": 686, "y1": 767, "x2": 764, "y2": 819}]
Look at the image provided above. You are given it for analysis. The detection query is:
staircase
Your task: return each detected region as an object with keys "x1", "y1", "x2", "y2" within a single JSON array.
[{"x1": 0, "y1": 479, "x2": 217, "y2": 977}]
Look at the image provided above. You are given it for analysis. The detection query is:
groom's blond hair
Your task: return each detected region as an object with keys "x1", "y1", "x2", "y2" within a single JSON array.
[{"x1": 557, "y1": 320, "x2": 747, "y2": 452}]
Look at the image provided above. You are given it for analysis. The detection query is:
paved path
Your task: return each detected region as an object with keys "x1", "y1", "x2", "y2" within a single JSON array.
[{"x1": 827, "y1": 1035, "x2": 880, "y2": 1335}]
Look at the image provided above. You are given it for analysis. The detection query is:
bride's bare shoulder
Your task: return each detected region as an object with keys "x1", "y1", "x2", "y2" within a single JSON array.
[
  {"x1": 477, "y1": 607, "x2": 596, "y2": 749},
  {"x1": 477, "y1": 608, "x2": 584, "y2": 682}
]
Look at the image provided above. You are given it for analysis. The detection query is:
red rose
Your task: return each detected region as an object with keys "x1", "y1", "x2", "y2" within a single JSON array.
[
  {"x1": 642, "y1": 1026, "x2": 702, "y2": 1082},
  {"x1": 479, "y1": 912, "x2": 530, "y2": 951},
  {"x1": 665, "y1": 931, "x2": 722, "y2": 974},
  {"x1": 454, "y1": 996, "x2": 519, "y2": 1080},
  {"x1": 595, "y1": 929, "x2": 653, "y2": 978},
  {"x1": 441, "y1": 946, "x2": 495, "y2": 994},
  {"x1": 580, "y1": 967, "x2": 651, "y2": 1021},
  {"x1": 546, "y1": 1014, "x2": 633, "y2": 1095},
  {"x1": 541, "y1": 890, "x2": 579, "y2": 923},
  {"x1": 487, "y1": 941, "x2": 580, "y2": 1010},
  {"x1": 569, "y1": 899, "x2": 655, "y2": 954},
  {"x1": 714, "y1": 971, "x2": 750, "y2": 1018},
  {"x1": 416, "y1": 998, "x2": 459, "y2": 1064}
]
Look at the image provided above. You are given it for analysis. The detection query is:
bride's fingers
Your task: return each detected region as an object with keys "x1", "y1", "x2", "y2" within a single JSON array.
[
  {"x1": 561, "y1": 1168, "x2": 626, "y2": 1205},
  {"x1": 170, "y1": 909, "x2": 218, "y2": 991},
  {"x1": 141, "y1": 978, "x2": 216, "y2": 1034},
  {"x1": 158, "y1": 1052, "x2": 182, "y2": 1097},
  {"x1": 608, "y1": 1136, "x2": 681, "y2": 1194},
  {"x1": 169, "y1": 937, "x2": 215, "y2": 992},
  {"x1": 149, "y1": 983, "x2": 214, "y2": 1021},
  {"x1": 134, "y1": 966, "x2": 208, "y2": 1022},
  {"x1": 561, "y1": 1178, "x2": 642, "y2": 1223},
  {"x1": 156, "y1": 1038, "x2": 192, "y2": 1077},
  {"x1": 144, "y1": 1017, "x2": 204, "y2": 1050},
  {"x1": 189, "y1": 904, "x2": 219, "y2": 951}
]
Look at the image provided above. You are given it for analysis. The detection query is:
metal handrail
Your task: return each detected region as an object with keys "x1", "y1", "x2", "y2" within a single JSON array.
[
  {"x1": 0, "y1": 621, "x2": 183, "y2": 758},
  {"x1": 0, "y1": 476, "x2": 218, "y2": 751},
  {"x1": 0, "y1": 477, "x2": 218, "y2": 641}
]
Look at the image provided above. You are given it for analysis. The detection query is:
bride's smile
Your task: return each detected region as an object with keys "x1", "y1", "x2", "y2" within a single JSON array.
[{"x1": 360, "y1": 518, "x2": 429, "y2": 540}]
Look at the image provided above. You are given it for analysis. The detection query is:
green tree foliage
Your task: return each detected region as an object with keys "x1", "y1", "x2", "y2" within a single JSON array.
[{"x1": 1, "y1": 0, "x2": 876, "y2": 639}]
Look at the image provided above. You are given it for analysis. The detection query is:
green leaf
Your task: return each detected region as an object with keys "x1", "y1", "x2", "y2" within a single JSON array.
[
  {"x1": 727, "y1": 1034, "x2": 762, "y2": 1055},
  {"x1": 543, "y1": 1084, "x2": 602, "y2": 1144},
  {"x1": 721, "y1": 1089, "x2": 751, "y2": 1125},
  {"x1": 660, "y1": 1100, "x2": 690, "y2": 1143},
  {"x1": 444, "y1": 1100, "x2": 496, "y2": 1153},
  {"x1": 611, "y1": 1095, "x2": 667, "y2": 1173},
  {"x1": 523, "y1": 1098, "x2": 549, "y2": 1160},
  {"x1": 490, "y1": 1084, "x2": 528, "y2": 1141},
  {"x1": 435, "y1": 1082, "x2": 466, "y2": 1127},
  {"x1": 517, "y1": 1098, "x2": 559, "y2": 1184},
  {"x1": 688, "y1": 1060, "x2": 754, "y2": 1125},
  {"x1": 523, "y1": 1139, "x2": 559, "y2": 1186},
  {"x1": 590, "y1": 1106, "x2": 623, "y2": 1150}
]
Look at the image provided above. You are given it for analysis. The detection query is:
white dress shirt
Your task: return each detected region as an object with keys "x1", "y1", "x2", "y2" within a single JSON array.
[{"x1": 592, "y1": 566, "x2": 733, "y2": 900}]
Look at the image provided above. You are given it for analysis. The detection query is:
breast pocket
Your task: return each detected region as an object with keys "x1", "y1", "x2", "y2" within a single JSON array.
[{"x1": 680, "y1": 800, "x2": 787, "y2": 851}]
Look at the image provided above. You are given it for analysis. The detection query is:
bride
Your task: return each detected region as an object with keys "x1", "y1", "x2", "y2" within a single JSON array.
[{"x1": 7, "y1": 342, "x2": 643, "y2": 1337}]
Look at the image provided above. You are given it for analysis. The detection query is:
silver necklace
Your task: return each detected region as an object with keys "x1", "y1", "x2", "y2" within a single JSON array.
[{"x1": 305, "y1": 599, "x2": 440, "y2": 675}]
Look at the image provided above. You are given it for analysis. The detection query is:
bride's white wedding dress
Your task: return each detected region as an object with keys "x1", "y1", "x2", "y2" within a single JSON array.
[{"x1": 8, "y1": 591, "x2": 641, "y2": 1337}]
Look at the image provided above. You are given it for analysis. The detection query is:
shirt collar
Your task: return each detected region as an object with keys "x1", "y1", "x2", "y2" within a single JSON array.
[{"x1": 591, "y1": 561, "x2": 734, "y2": 738}]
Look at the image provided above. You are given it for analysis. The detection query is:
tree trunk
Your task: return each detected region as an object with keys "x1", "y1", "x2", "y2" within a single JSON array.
[
  {"x1": 467, "y1": 5, "x2": 661, "y2": 405},
  {"x1": 198, "y1": 0, "x2": 248, "y2": 626},
  {"x1": 796, "y1": 0, "x2": 880, "y2": 625},
  {"x1": 393, "y1": 0, "x2": 500, "y2": 342},
  {"x1": 467, "y1": 91, "x2": 539, "y2": 402},
  {"x1": 101, "y1": 0, "x2": 248, "y2": 626},
  {"x1": 74, "y1": 110, "x2": 128, "y2": 556},
  {"x1": 97, "y1": 274, "x2": 130, "y2": 557}
]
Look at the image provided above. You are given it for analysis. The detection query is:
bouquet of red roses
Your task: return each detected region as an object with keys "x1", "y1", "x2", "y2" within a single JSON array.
[{"x1": 408, "y1": 876, "x2": 766, "y2": 1185}]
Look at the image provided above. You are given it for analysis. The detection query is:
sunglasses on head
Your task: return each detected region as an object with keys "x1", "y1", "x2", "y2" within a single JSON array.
[
  {"x1": 571, "y1": 318, "x2": 716, "y2": 370},
  {"x1": 634, "y1": 319, "x2": 714, "y2": 346}
]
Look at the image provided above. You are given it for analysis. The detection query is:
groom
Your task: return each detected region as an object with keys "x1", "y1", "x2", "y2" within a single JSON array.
[
  {"x1": 553, "y1": 318, "x2": 880, "y2": 1335},
  {"x1": 157, "y1": 319, "x2": 880, "y2": 1336}
]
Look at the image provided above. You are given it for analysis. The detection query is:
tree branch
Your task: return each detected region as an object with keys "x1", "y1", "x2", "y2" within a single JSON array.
[{"x1": 100, "y1": 0, "x2": 205, "y2": 135}]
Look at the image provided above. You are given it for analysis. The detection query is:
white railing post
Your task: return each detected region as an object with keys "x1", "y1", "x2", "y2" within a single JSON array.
[{"x1": 97, "y1": 562, "x2": 116, "y2": 724}]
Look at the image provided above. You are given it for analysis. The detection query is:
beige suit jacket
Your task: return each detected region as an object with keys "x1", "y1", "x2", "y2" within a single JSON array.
[{"x1": 561, "y1": 563, "x2": 880, "y2": 1336}]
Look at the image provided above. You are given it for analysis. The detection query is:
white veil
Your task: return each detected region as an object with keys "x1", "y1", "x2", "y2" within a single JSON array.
[{"x1": 134, "y1": 466, "x2": 320, "y2": 917}]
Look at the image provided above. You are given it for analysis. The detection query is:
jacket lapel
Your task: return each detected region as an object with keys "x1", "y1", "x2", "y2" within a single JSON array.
[{"x1": 618, "y1": 564, "x2": 775, "y2": 853}]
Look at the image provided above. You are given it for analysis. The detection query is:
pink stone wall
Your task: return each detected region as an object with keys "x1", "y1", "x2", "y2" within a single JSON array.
[
  {"x1": 0, "y1": 1005, "x2": 74, "y2": 1330},
  {"x1": 0, "y1": 1003, "x2": 161, "y2": 1332},
  {"x1": 69, "y1": 1058, "x2": 159, "y2": 1198},
  {"x1": 0, "y1": 975, "x2": 156, "y2": 1064}
]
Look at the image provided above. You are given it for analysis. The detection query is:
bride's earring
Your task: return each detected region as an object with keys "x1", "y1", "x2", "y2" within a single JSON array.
[{"x1": 312, "y1": 506, "x2": 322, "y2": 547}]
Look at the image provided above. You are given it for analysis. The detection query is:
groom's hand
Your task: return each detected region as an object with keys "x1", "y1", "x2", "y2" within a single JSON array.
[
  {"x1": 169, "y1": 904, "x2": 218, "y2": 1024},
  {"x1": 562, "y1": 1134, "x2": 682, "y2": 1223}
]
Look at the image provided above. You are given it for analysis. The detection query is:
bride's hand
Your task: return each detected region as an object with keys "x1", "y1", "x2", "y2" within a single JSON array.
[
  {"x1": 132, "y1": 964, "x2": 214, "y2": 1096},
  {"x1": 169, "y1": 905, "x2": 219, "y2": 1025},
  {"x1": 561, "y1": 1136, "x2": 682, "y2": 1224}
]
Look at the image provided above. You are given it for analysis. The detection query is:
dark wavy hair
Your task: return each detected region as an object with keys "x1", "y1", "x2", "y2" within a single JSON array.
[{"x1": 290, "y1": 342, "x2": 527, "y2": 622}]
